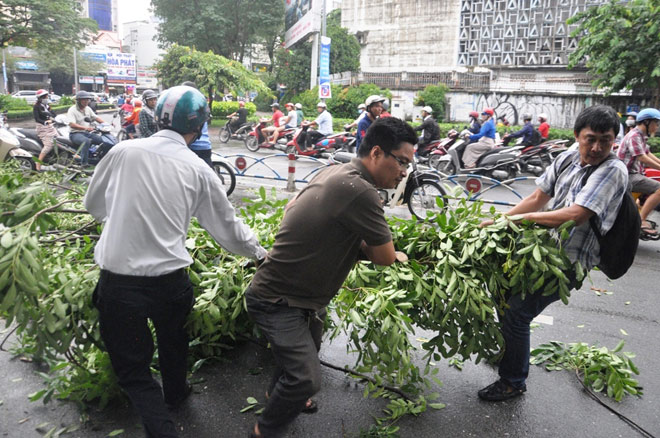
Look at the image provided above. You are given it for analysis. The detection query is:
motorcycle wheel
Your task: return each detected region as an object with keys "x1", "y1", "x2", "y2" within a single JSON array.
[
  {"x1": 285, "y1": 145, "x2": 297, "y2": 155},
  {"x1": 436, "y1": 160, "x2": 456, "y2": 175},
  {"x1": 117, "y1": 130, "x2": 128, "y2": 142},
  {"x1": 12, "y1": 156, "x2": 36, "y2": 172},
  {"x1": 428, "y1": 154, "x2": 443, "y2": 169},
  {"x1": 213, "y1": 161, "x2": 236, "y2": 196},
  {"x1": 219, "y1": 128, "x2": 230, "y2": 143},
  {"x1": 245, "y1": 136, "x2": 259, "y2": 152},
  {"x1": 407, "y1": 180, "x2": 448, "y2": 221}
]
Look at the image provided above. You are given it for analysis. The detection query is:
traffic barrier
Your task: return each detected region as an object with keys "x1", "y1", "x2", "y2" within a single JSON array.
[{"x1": 287, "y1": 153, "x2": 296, "y2": 192}]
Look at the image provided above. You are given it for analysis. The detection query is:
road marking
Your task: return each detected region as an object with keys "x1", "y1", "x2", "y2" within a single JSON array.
[{"x1": 532, "y1": 314, "x2": 554, "y2": 325}]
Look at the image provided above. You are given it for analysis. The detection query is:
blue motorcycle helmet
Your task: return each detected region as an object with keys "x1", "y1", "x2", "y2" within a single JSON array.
[
  {"x1": 636, "y1": 108, "x2": 660, "y2": 123},
  {"x1": 155, "y1": 86, "x2": 210, "y2": 135}
]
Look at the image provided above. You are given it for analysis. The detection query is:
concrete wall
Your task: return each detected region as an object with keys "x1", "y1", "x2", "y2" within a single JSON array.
[{"x1": 341, "y1": 0, "x2": 461, "y2": 72}]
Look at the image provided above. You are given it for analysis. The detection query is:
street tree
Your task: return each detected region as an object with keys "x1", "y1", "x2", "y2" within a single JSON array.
[
  {"x1": 275, "y1": 10, "x2": 360, "y2": 93},
  {"x1": 0, "y1": 0, "x2": 97, "y2": 52},
  {"x1": 151, "y1": 0, "x2": 283, "y2": 62},
  {"x1": 155, "y1": 45, "x2": 268, "y2": 108},
  {"x1": 568, "y1": 0, "x2": 660, "y2": 106}
]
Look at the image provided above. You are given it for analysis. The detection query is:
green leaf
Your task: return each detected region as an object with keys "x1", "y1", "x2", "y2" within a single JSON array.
[
  {"x1": 107, "y1": 430, "x2": 125, "y2": 437},
  {"x1": 0, "y1": 232, "x2": 12, "y2": 249},
  {"x1": 429, "y1": 402, "x2": 446, "y2": 410}
]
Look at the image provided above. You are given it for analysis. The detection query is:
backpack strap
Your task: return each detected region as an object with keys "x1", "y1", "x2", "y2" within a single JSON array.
[{"x1": 581, "y1": 154, "x2": 618, "y2": 239}]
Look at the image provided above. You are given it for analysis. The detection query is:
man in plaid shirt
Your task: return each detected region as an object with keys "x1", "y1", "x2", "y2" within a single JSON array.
[
  {"x1": 478, "y1": 105, "x2": 628, "y2": 402},
  {"x1": 617, "y1": 108, "x2": 660, "y2": 238}
]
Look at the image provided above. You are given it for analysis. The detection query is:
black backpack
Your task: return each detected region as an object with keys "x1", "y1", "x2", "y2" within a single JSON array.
[
  {"x1": 558, "y1": 154, "x2": 640, "y2": 279},
  {"x1": 531, "y1": 128, "x2": 542, "y2": 146}
]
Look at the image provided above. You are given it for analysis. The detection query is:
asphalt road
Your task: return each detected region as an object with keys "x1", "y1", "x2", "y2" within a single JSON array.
[{"x1": 3, "y1": 115, "x2": 660, "y2": 438}]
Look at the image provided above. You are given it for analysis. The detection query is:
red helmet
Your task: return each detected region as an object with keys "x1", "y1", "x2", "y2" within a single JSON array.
[
  {"x1": 469, "y1": 111, "x2": 479, "y2": 118},
  {"x1": 239, "y1": 101, "x2": 245, "y2": 107},
  {"x1": 36, "y1": 89, "x2": 49, "y2": 99},
  {"x1": 133, "y1": 99, "x2": 142, "y2": 107},
  {"x1": 482, "y1": 107, "x2": 494, "y2": 116}
]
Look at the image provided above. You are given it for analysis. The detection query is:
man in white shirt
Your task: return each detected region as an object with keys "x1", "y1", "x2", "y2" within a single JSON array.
[
  {"x1": 302, "y1": 102, "x2": 333, "y2": 150},
  {"x1": 84, "y1": 85, "x2": 266, "y2": 438},
  {"x1": 68, "y1": 90, "x2": 112, "y2": 166},
  {"x1": 271, "y1": 102, "x2": 298, "y2": 144}
]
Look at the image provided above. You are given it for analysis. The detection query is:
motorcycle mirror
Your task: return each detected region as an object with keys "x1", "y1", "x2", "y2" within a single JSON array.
[{"x1": 84, "y1": 117, "x2": 92, "y2": 122}]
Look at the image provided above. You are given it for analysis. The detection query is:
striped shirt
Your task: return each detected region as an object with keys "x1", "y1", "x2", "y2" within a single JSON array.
[{"x1": 536, "y1": 150, "x2": 628, "y2": 270}]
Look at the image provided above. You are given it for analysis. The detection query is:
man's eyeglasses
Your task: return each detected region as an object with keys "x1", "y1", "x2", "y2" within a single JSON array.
[{"x1": 385, "y1": 151, "x2": 411, "y2": 169}]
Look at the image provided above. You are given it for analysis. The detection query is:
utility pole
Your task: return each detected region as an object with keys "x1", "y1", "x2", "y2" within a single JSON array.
[
  {"x1": 73, "y1": 47, "x2": 79, "y2": 93},
  {"x1": 309, "y1": 0, "x2": 327, "y2": 90},
  {"x1": 1, "y1": 48, "x2": 8, "y2": 94}
]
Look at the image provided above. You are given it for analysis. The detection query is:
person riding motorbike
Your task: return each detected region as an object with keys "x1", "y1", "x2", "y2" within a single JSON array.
[
  {"x1": 302, "y1": 102, "x2": 333, "y2": 151},
  {"x1": 414, "y1": 106, "x2": 440, "y2": 156},
  {"x1": 260, "y1": 103, "x2": 285, "y2": 144},
  {"x1": 468, "y1": 110, "x2": 482, "y2": 134},
  {"x1": 67, "y1": 90, "x2": 114, "y2": 167},
  {"x1": 227, "y1": 101, "x2": 248, "y2": 133},
  {"x1": 32, "y1": 89, "x2": 57, "y2": 171},
  {"x1": 295, "y1": 103, "x2": 305, "y2": 127},
  {"x1": 537, "y1": 113, "x2": 550, "y2": 141},
  {"x1": 463, "y1": 108, "x2": 496, "y2": 168},
  {"x1": 139, "y1": 90, "x2": 159, "y2": 138},
  {"x1": 503, "y1": 113, "x2": 534, "y2": 146},
  {"x1": 124, "y1": 99, "x2": 143, "y2": 138},
  {"x1": 344, "y1": 103, "x2": 367, "y2": 130},
  {"x1": 617, "y1": 108, "x2": 660, "y2": 239},
  {"x1": 271, "y1": 102, "x2": 297, "y2": 144},
  {"x1": 380, "y1": 99, "x2": 392, "y2": 118},
  {"x1": 356, "y1": 95, "x2": 386, "y2": 152}
]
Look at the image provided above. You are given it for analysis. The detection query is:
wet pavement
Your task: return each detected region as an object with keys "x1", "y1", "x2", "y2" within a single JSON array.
[{"x1": 2, "y1": 116, "x2": 660, "y2": 437}]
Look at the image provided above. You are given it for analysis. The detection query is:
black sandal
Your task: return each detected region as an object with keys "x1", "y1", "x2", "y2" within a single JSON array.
[{"x1": 478, "y1": 379, "x2": 526, "y2": 401}]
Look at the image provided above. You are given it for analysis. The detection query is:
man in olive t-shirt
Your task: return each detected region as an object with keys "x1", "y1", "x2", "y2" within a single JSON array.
[{"x1": 246, "y1": 117, "x2": 417, "y2": 438}]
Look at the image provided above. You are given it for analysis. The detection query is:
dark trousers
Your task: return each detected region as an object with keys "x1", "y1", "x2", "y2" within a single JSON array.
[
  {"x1": 245, "y1": 288, "x2": 326, "y2": 437},
  {"x1": 498, "y1": 274, "x2": 577, "y2": 388},
  {"x1": 92, "y1": 269, "x2": 194, "y2": 438},
  {"x1": 191, "y1": 148, "x2": 213, "y2": 168},
  {"x1": 304, "y1": 130, "x2": 324, "y2": 149},
  {"x1": 70, "y1": 131, "x2": 112, "y2": 165}
]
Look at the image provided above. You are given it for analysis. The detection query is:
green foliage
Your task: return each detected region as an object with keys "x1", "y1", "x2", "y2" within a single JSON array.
[
  {"x1": 151, "y1": 0, "x2": 283, "y2": 62},
  {"x1": 58, "y1": 96, "x2": 74, "y2": 106},
  {"x1": 210, "y1": 101, "x2": 256, "y2": 119},
  {"x1": 531, "y1": 340, "x2": 642, "y2": 401},
  {"x1": 253, "y1": 90, "x2": 277, "y2": 112},
  {"x1": 155, "y1": 45, "x2": 268, "y2": 107},
  {"x1": 0, "y1": 0, "x2": 97, "y2": 51},
  {"x1": 275, "y1": 12, "x2": 361, "y2": 93},
  {"x1": 568, "y1": 0, "x2": 660, "y2": 104},
  {"x1": 647, "y1": 136, "x2": 660, "y2": 154},
  {"x1": 33, "y1": 49, "x2": 105, "y2": 91},
  {"x1": 414, "y1": 84, "x2": 449, "y2": 121},
  {"x1": 0, "y1": 94, "x2": 31, "y2": 111}
]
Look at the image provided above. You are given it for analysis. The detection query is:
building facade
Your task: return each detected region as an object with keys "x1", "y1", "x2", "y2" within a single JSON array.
[
  {"x1": 122, "y1": 18, "x2": 164, "y2": 68},
  {"x1": 79, "y1": 0, "x2": 119, "y2": 32}
]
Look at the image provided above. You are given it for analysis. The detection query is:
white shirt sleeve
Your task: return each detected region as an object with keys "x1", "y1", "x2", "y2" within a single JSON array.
[{"x1": 193, "y1": 172, "x2": 267, "y2": 260}]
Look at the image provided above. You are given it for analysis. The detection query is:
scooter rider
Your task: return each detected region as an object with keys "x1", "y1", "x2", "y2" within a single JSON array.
[
  {"x1": 68, "y1": 90, "x2": 113, "y2": 167},
  {"x1": 302, "y1": 102, "x2": 333, "y2": 151},
  {"x1": 468, "y1": 111, "x2": 482, "y2": 134},
  {"x1": 261, "y1": 103, "x2": 284, "y2": 143},
  {"x1": 227, "y1": 101, "x2": 248, "y2": 132},
  {"x1": 463, "y1": 108, "x2": 496, "y2": 168},
  {"x1": 295, "y1": 103, "x2": 305, "y2": 127},
  {"x1": 537, "y1": 113, "x2": 550, "y2": 141},
  {"x1": 271, "y1": 103, "x2": 297, "y2": 144},
  {"x1": 503, "y1": 113, "x2": 534, "y2": 146},
  {"x1": 181, "y1": 81, "x2": 213, "y2": 167},
  {"x1": 85, "y1": 85, "x2": 267, "y2": 438},
  {"x1": 356, "y1": 95, "x2": 386, "y2": 152},
  {"x1": 414, "y1": 106, "x2": 440, "y2": 156},
  {"x1": 139, "y1": 90, "x2": 158, "y2": 138},
  {"x1": 344, "y1": 103, "x2": 367, "y2": 130},
  {"x1": 33, "y1": 89, "x2": 57, "y2": 171},
  {"x1": 616, "y1": 108, "x2": 660, "y2": 239}
]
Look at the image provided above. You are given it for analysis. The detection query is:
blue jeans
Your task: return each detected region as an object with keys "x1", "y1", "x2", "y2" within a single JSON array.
[
  {"x1": 498, "y1": 274, "x2": 577, "y2": 388},
  {"x1": 70, "y1": 131, "x2": 105, "y2": 165},
  {"x1": 245, "y1": 288, "x2": 326, "y2": 437},
  {"x1": 92, "y1": 269, "x2": 194, "y2": 438}
]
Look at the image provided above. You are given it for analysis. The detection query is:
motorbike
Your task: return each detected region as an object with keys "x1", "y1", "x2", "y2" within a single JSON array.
[
  {"x1": 244, "y1": 120, "x2": 297, "y2": 153},
  {"x1": 435, "y1": 136, "x2": 521, "y2": 181},
  {"x1": 0, "y1": 112, "x2": 35, "y2": 171},
  {"x1": 285, "y1": 125, "x2": 355, "y2": 157},
  {"x1": 76, "y1": 117, "x2": 118, "y2": 165},
  {"x1": 329, "y1": 151, "x2": 448, "y2": 220},
  {"x1": 423, "y1": 129, "x2": 464, "y2": 168},
  {"x1": 9, "y1": 115, "x2": 80, "y2": 167},
  {"x1": 219, "y1": 117, "x2": 253, "y2": 143}
]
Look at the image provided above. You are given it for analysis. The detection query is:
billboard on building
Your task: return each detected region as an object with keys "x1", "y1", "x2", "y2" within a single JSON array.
[
  {"x1": 284, "y1": 0, "x2": 320, "y2": 48},
  {"x1": 106, "y1": 52, "x2": 137, "y2": 82}
]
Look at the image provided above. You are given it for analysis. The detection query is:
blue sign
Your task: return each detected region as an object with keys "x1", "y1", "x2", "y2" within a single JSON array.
[
  {"x1": 319, "y1": 36, "x2": 331, "y2": 83},
  {"x1": 81, "y1": 52, "x2": 107, "y2": 63},
  {"x1": 319, "y1": 84, "x2": 332, "y2": 99},
  {"x1": 15, "y1": 61, "x2": 38, "y2": 70}
]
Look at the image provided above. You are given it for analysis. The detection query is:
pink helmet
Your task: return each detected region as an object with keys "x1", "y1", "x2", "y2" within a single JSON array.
[
  {"x1": 36, "y1": 89, "x2": 49, "y2": 99},
  {"x1": 469, "y1": 111, "x2": 479, "y2": 118}
]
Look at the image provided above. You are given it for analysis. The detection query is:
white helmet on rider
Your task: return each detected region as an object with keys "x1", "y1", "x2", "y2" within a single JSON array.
[
  {"x1": 538, "y1": 113, "x2": 548, "y2": 121},
  {"x1": 36, "y1": 89, "x2": 49, "y2": 99},
  {"x1": 422, "y1": 106, "x2": 433, "y2": 114},
  {"x1": 358, "y1": 103, "x2": 366, "y2": 110},
  {"x1": 295, "y1": 103, "x2": 302, "y2": 109},
  {"x1": 365, "y1": 95, "x2": 386, "y2": 108},
  {"x1": 317, "y1": 101, "x2": 327, "y2": 108}
]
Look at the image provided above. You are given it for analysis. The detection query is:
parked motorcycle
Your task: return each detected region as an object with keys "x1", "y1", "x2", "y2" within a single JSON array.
[
  {"x1": 219, "y1": 117, "x2": 253, "y2": 143},
  {"x1": 329, "y1": 151, "x2": 448, "y2": 220},
  {"x1": 0, "y1": 112, "x2": 35, "y2": 171},
  {"x1": 210, "y1": 152, "x2": 236, "y2": 196}
]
